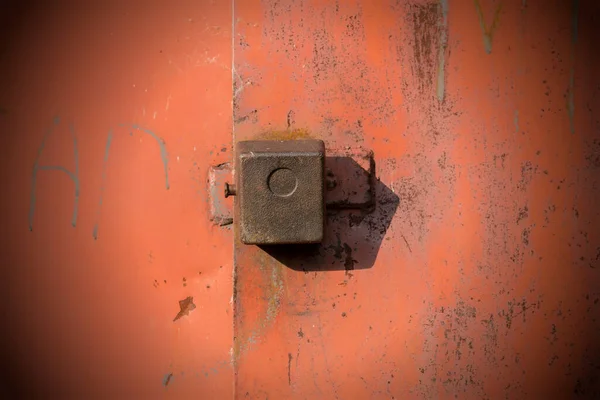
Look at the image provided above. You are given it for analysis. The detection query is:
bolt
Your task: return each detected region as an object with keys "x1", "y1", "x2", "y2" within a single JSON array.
[
  {"x1": 326, "y1": 177, "x2": 337, "y2": 190},
  {"x1": 224, "y1": 182, "x2": 236, "y2": 198}
]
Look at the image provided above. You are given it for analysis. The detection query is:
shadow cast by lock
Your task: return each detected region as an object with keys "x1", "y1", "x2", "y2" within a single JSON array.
[{"x1": 259, "y1": 154, "x2": 399, "y2": 272}]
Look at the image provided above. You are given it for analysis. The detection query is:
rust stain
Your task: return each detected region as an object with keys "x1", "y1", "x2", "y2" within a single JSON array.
[
  {"x1": 233, "y1": 250, "x2": 284, "y2": 360},
  {"x1": 342, "y1": 243, "x2": 357, "y2": 272},
  {"x1": 173, "y1": 296, "x2": 196, "y2": 322},
  {"x1": 208, "y1": 162, "x2": 234, "y2": 226},
  {"x1": 410, "y1": 3, "x2": 442, "y2": 97},
  {"x1": 231, "y1": 0, "x2": 600, "y2": 398},
  {"x1": 255, "y1": 128, "x2": 313, "y2": 140},
  {"x1": 437, "y1": 0, "x2": 449, "y2": 103}
]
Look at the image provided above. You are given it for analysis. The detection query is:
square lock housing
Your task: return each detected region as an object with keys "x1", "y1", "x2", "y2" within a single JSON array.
[{"x1": 236, "y1": 139, "x2": 325, "y2": 245}]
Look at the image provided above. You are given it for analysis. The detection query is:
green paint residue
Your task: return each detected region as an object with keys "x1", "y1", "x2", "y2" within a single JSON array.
[
  {"x1": 474, "y1": 0, "x2": 503, "y2": 54},
  {"x1": 514, "y1": 110, "x2": 519, "y2": 133}
]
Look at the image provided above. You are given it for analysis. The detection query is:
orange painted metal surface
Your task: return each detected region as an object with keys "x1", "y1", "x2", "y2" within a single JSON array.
[
  {"x1": 0, "y1": 1, "x2": 234, "y2": 398},
  {"x1": 1, "y1": 0, "x2": 600, "y2": 398}
]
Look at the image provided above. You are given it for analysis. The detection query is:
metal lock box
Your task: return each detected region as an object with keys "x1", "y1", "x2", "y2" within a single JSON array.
[{"x1": 235, "y1": 139, "x2": 325, "y2": 245}]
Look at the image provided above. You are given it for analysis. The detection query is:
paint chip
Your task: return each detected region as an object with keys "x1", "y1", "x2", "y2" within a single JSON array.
[
  {"x1": 163, "y1": 372, "x2": 173, "y2": 387},
  {"x1": 173, "y1": 296, "x2": 196, "y2": 321}
]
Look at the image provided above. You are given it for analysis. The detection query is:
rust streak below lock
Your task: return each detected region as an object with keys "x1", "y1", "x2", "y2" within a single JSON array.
[{"x1": 232, "y1": 139, "x2": 325, "y2": 245}]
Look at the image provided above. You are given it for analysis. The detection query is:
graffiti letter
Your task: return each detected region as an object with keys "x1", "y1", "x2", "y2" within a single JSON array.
[
  {"x1": 474, "y1": 0, "x2": 502, "y2": 54},
  {"x1": 92, "y1": 124, "x2": 169, "y2": 239},
  {"x1": 28, "y1": 117, "x2": 80, "y2": 230}
]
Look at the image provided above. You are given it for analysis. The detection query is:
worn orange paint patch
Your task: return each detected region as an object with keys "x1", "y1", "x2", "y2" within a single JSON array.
[{"x1": 233, "y1": 0, "x2": 600, "y2": 399}]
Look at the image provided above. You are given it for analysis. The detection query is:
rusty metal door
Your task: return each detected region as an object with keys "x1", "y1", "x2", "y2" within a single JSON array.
[{"x1": 1, "y1": 0, "x2": 599, "y2": 398}]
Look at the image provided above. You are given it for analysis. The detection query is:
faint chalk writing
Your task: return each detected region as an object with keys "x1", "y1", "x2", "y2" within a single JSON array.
[
  {"x1": 28, "y1": 118, "x2": 169, "y2": 237},
  {"x1": 92, "y1": 124, "x2": 170, "y2": 239},
  {"x1": 28, "y1": 117, "x2": 80, "y2": 230}
]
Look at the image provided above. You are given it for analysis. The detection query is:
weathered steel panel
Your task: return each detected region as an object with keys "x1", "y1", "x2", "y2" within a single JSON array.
[{"x1": 232, "y1": 0, "x2": 600, "y2": 399}]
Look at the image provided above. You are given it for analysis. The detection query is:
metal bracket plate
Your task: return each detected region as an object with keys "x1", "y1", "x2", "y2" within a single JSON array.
[{"x1": 208, "y1": 145, "x2": 376, "y2": 236}]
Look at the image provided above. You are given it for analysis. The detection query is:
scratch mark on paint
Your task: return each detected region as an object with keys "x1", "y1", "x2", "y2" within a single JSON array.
[
  {"x1": 401, "y1": 234, "x2": 412, "y2": 253},
  {"x1": 567, "y1": 0, "x2": 579, "y2": 134},
  {"x1": 514, "y1": 110, "x2": 519, "y2": 133},
  {"x1": 162, "y1": 372, "x2": 173, "y2": 387},
  {"x1": 288, "y1": 353, "x2": 293, "y2": 385},
  {"x1": 234, "y1": 80, "x2": 250, "y2": 99},
  {"x1": 29, "y1": 117, "x2": 80, "y2": 230},
  {"x1": 316, "y1": 314, "x2": 339, "y2": 399},
  {"x1": 474, "y1": 0, "x2": 503, "y2": 54},
  {"x1": 437, "y1": 0, "x2": 449, "y2": 103},
  {"x1": 232, "y1": 66, "x2": 252, "y2": 100},
  {"x1": 266, "y1": 262, "x2": 283, "y2": 322}
]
